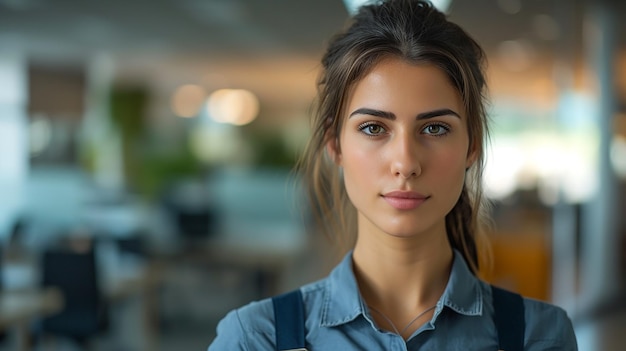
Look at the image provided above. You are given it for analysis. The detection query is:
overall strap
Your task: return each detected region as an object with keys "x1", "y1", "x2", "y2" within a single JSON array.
[
  {"x1": 491, "y1": 285, "x2": 525, "y2": 351},
  {"x1": 272, "y1": 289, "x2": 307, "y2": 351}
]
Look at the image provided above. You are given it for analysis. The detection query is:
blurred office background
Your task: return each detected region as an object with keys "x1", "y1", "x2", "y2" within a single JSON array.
[{"x1": 0, "y1": 0, "x2": 624, "y2": 350}]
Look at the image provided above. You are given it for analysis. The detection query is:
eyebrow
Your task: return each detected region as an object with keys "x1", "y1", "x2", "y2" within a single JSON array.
[{"x1": 348, "y1": 107, "x2": 461, "y2": 120}]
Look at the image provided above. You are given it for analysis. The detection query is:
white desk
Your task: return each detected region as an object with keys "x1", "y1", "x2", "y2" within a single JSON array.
[
  {"x1": 0, "y1": 288, "x2": 64, "y2": 351},
  {"x1": 197, "y1": 223, "x2": 308, "y2": 297}
]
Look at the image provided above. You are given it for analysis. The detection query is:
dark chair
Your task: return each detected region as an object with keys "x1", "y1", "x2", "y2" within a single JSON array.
[
  {"x1": 115, "y1": 232, "x2": 147, "y2": 258},
  {"x1": 161, "y1": 182, "x2": 218, "y2": 242},
  {"x1": 38, "y1": 246, "x2": 109, "y2": 350},
  {"x1": 176, "y1": 209, "x2": 216, "y2": 239}
]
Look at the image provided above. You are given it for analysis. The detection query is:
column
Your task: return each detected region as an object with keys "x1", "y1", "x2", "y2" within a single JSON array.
[
  {"x1": 579, "y1": 0, "x2": 620, "y2": 313},
  {"x1": 0, "y1": 53, "x2": 28, "y2": 238}
]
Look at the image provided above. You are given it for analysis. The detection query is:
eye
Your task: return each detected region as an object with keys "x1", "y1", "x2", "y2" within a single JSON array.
[
  {"x1": 422, "y1": 123, "x2": 450, "y2": 136},
  {"x1": 358, "y1": 122, "x2": 386, "y2": 136}
]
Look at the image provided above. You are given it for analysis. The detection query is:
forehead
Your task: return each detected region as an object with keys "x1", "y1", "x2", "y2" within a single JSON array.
[{"x1": 346, "y1": 58, "x2": 464, "y2": 117}]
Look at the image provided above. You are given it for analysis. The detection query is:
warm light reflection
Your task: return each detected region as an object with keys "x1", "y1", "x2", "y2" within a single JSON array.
[
  {"x1": 206, "y1": 89, "x2": 259, "y2": 126},
  {"x1": 170, "y1": 84, "x2": 206, "y2": 118},
  {"x1": 497, "y1": 40, "x2": 534, "y2": 72}
]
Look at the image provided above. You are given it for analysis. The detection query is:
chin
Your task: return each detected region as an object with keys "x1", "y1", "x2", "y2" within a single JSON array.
[
  {"x1": 379, "y1": 221, "x2": 429, "y2": 238},
  {"x1": 379, "y1": 211, "x2": 450, "y2": 237}
]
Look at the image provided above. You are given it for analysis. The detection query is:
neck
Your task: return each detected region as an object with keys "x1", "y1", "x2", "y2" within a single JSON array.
[{"x1": 352, "y1": 221, "x2": 454, "y2": 315}]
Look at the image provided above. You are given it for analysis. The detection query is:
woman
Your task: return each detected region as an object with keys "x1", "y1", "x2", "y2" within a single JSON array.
[{"x1": 208, "y1": 0, "x2": 578, "y2": 349}]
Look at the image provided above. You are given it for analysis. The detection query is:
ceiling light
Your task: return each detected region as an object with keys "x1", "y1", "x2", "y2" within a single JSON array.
[
  {"x1": 343, "y1": 0, "x2": 452, "y2": 15},
  {"x1": 206, "y1": 89, "x2": 259, "y2": 126},
  {"x1": 171, "y1": 84, "x2": 206, "y2": 118}
]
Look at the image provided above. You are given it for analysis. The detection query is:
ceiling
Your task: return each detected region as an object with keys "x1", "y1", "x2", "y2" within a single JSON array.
[{"x1": 1, "y1": 0, "x2": 624, "y2": 124}]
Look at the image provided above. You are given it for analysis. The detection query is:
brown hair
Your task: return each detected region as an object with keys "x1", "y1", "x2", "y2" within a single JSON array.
[{"x1": 297, "y1": 0, "x2": 491, "y2": 274}]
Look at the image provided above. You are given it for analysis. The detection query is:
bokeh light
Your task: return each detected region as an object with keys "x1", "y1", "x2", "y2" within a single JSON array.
[
  {"x1": 170, "y1": 84, "x2": 206, "y2": 118},
  {"x1": 206, "y1": 89, "x2": 259, "y2": 126}
]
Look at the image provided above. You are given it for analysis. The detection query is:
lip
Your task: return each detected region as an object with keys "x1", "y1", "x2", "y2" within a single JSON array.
[{"x1": 381, "y1": 191, "x2": 429, "y2": 210}]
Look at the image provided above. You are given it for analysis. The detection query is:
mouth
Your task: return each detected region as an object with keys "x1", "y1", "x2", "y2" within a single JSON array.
[{"x1": 381, "y1": 191, "x2": 429, "y2": 210}]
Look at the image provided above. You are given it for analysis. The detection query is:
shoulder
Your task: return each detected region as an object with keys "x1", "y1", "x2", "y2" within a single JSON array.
[
  {"x1": 207, "y1": 298, "x2": 275, "y2": 351},
  {"x1": 300, "y1": 276, "x2": 329, "y2": 302},
  {"x1": 208, "y1": 277, "x2": 329, "y2": 351},
  {"x1": 522, "y1": 297, "x2": 578, "y2": 350},
  {"x1": 480, "y1": 283, "x2": 578, "y2": 350}
]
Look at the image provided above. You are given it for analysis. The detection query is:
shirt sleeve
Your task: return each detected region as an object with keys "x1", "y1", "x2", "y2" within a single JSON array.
[
  {"x1": 208, "y1": 309, "x2": 249, "y2": 351},
  {"x1": 524, "y1": 302, "x2": 578, "y2": 351}
]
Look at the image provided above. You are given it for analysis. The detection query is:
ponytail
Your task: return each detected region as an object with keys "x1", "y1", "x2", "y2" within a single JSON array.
[{"x1": 445, "y1": 184, "x2": 490, "y2": 275}]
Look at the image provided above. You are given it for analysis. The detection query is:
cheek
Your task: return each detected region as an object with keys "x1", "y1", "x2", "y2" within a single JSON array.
[
  {"x1": 341, "y1": 146, "x2": 371, "y2": 182},
  {"x1": 438, "y1": 149, "x2": 468, "y2": 170},
  {"x1": 428, "y1": 145, "x2": 469, "y2": 184},
  {"x1": 339, "y1": 132, "x2": 371, "y2": 169},
  {"x1": 339, "y1": 137, "x2": 379, "y2": 196}
]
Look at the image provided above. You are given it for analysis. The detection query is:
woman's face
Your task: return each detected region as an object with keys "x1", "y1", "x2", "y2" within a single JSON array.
[{"x1": 332, "y1": 58, "x2": 475, "y2": 239}]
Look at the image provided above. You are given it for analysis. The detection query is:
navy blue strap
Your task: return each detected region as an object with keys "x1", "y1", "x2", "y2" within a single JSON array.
[
  {"x1": 273, "y1": 285, "x2": 523, "y2": 350},
  {"x1": 272, "y1": 289, "x2": 306, "y2": 351},
  {"x1": 491, "y1": 285, "x2": 525, "y2": 351}
]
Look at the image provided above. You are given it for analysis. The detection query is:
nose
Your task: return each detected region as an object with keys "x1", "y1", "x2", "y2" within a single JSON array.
[{"x1": 389, "y1": 133, "x2": 422, "y2": 179}]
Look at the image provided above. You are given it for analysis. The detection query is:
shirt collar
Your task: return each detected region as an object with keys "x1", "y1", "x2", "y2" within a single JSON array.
[
  {"x1": 320, "y1": 249, "x2": 482, "y2": 327},
  {"x1": 437, "y1": 249, "x2": 483, "y2": 316},
  {"x1": 321, "y1": 251, "x2": 362, "y2": 327}
]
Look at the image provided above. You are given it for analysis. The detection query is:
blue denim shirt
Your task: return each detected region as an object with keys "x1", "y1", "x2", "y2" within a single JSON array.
[{"x1": 208, "y1": 250, "x2": 578, "y2": 350}]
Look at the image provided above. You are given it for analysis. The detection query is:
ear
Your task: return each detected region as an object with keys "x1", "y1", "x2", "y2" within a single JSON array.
[
  {"x1": 326, "y1": 135, "x2": 342, "y2": 165},
  {"x1": 465, "y1": 142, "x2": 478, "y2": 169}
]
